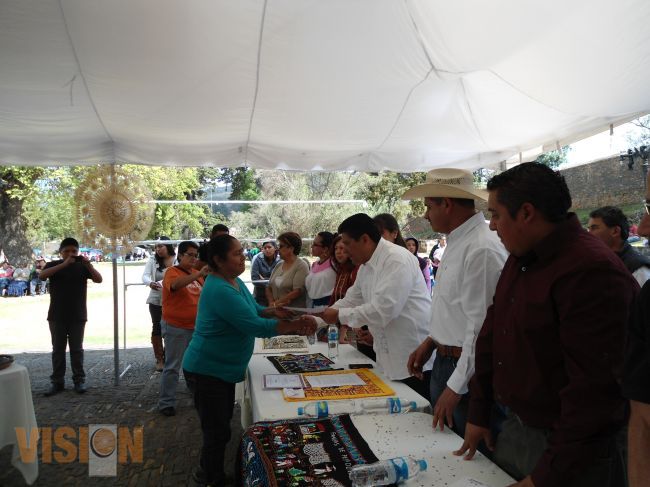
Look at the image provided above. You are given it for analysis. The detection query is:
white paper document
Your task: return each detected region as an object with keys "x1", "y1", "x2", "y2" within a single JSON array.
[
  {"x1": 285, "y1": 306, "x2": 327, "y2": 315},
  {"x1": 448, "y1": 479, "x2": 492, "y2": 487},
  {"x1": 284, "y1": 388, "x2": 306, "y2": 398},
  {"x1": 304, "y1": 373, "x2": 366, "y2": 388},
  {"x1": 263, "y1": 374, "x2": 304, "y2": 389}
]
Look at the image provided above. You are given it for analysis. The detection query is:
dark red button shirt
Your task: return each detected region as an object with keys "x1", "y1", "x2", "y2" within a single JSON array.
[{"x1": 468, "y1": 214, "x2": 638, "y2": 487}]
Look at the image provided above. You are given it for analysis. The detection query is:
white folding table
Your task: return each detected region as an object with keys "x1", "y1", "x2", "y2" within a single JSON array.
[{"x1": 241, "y1": 341, "x2": 430, "y2": 427}]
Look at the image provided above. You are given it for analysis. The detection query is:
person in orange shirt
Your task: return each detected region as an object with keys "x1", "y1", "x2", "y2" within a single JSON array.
[{"x1": 158, "y1": 241, "x2": 207, "y2": 416}]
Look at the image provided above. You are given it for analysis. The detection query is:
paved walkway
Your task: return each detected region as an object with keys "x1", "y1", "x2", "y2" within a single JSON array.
[{"x1": 0, "y1": 348, "x2": 242, "y2": 486}]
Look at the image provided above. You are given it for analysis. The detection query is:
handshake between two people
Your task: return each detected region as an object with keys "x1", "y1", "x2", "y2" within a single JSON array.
[
  {"x1": 271, "y1": 307, "x2": 373, "y2": 346},
  {"x1": 266, "y1": 306, "x2": 336, "y2": 338},
  {"x1": 264, "y1": 306, "x2": 318, "y2": 336}
]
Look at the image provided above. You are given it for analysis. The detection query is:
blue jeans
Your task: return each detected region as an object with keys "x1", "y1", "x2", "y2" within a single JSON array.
[
  {"x1": 30, "y1": 278, "x2": 45, "y2": 295},
  {"x1": 158, "y1": 319, "x2": 194, "y2": 410},
  {"x1": 0, "y1": 277, "x2": 10, "y2": 295},
  {"x1": 429, "y1": 354, "x2": 469, "y2": 437}
]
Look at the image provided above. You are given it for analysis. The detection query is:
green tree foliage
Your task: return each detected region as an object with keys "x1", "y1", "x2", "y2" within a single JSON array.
[
  {"x1": 227, "y1": 171, "x2": 368, "y2": 240},
  {"x1": 0, "y1": 166, "x2": 46, "y2": 265},
  {"x1": 117, "y1": 165, "x2": 217, "y2": 239},
  {"x1": 535, "y1": 146, "x2": 570, "y2": 169},
  {"x1": 4, "y1": 165, "x2": 221, "y2": 260},
  {"x1": 360, "y1": 172, "x2": 427, "y2": 220},
  {"x1": 219, "y1": 167, "x2": 261, "y2": 200}
]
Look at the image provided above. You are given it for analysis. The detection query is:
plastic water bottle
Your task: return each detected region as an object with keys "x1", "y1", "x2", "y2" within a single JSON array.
[
  {"x1": 297, "y1": 400, "x2": 358, "y2": 418},
  {"x1": 327, "y1": 323, "x2": 339, "y2": 359},
  {"x1": 349, "y1": 457, "x2": 428, "y2": 486},
  {"x1": 359, "y1": 398, "x2": 417, "y2": 414}
]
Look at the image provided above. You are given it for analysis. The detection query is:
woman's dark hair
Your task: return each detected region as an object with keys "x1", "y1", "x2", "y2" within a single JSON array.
[
  {"x1": 206, "y1": 234, "x2": 238, "y2": 271},
  {"x1": 277, "y1": 232, "x2": 302, "y2": 255},
  {"x1": 405, "y1": 237, "x2": 428, "y2": 271},
  {"x1": 330, "y1": 234, "x2": 354, "y2": 274},
  {"x1": 487, "y1": 162, "x2": 572, "y2": 222},
  {"x1": 405, "y1": 237, "x2": 420, "y2": 254},
  {"x1": 316, "y1": 231, "x2": 335, "y2": 251},
  {"x1": 154, "y1": 236, "x2": 176, "y2": 271},
  {"x1": 373, "y1": 213, "x2": 407, "y2": 248},
  {"x1": 178, "y1": 240, "x2": 199, "y2": 255},
  {"x1": 338, "y1": 213, "x2": 381, "y2": 243},
  {"x1": 261, "y1": 240, "x2": 277, "y2": 261}
]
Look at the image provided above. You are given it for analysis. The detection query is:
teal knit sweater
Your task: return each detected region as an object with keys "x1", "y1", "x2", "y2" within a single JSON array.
[{"x1": 182, "y1": 274, "x2": 278, "y2": 383}]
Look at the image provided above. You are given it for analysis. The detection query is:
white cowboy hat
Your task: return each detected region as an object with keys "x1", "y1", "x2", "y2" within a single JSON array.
[{"x1": 401, "y1": 168, "x2": 488, "y2": 201}]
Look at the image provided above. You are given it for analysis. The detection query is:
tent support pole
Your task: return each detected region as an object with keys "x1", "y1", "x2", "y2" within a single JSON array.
[{"x1": 113, "y1": 256, "x2": 119, "y2": 386}]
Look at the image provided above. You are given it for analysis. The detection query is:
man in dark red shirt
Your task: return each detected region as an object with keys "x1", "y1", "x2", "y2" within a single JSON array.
[{"x1": 455, "y1": 163, "x2": 637, "y2": 487}]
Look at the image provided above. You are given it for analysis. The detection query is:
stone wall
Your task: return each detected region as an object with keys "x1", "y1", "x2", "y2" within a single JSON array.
[{"x1": 561, "y1": 155, "x2": 645, "y2": 210}]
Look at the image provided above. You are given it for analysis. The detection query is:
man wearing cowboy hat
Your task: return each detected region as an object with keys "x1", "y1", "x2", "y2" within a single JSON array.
[{"x1": 404, "y1": 168, "x2": 507, "y2": 437}]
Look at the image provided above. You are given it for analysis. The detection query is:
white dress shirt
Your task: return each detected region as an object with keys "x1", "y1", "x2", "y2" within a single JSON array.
[
  {"x1": 430, "y1": 212, "x2": 507, "y2": 395},
  {"x1": 332, "y1": 238, "x2": 432, "y2": 380},
  {"x1": 632, "y1": 266, "x2": 650, "y2": 287}
]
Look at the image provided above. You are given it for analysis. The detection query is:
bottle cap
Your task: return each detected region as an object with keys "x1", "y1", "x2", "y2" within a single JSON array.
[
  {"x1": 409, "y1": 401, "x2": 417, "y2": 410},
  {"x1": 297, "y1": 407, "x2": 305, "y2": 415},
  {"x1": 417, "y1": 459, "x2": 428, "y2": 471}
]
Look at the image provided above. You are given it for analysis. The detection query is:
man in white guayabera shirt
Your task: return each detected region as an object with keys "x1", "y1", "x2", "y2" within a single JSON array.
[
  {"x1": 404, "y1": 168, "x2": 507, "y2": 437},
  {"x1": 318, "y1": 213, "x2": 433, "y2": 399}
]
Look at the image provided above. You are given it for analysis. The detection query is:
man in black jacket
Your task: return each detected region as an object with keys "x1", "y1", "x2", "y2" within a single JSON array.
[
  {"x1": 623, "y1": 194, "x2": 650, "y2": 487},
  {"x1": 588, "y1": 205, "x2": 650, "y2": 286}
]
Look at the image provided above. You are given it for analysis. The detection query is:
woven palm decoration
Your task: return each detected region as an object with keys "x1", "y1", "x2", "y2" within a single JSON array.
[{"x1": 75, "y1": 165, "x2": 154, "y2": 254}]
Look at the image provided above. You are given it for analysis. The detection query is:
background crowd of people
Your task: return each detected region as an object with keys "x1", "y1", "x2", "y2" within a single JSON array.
[{"x1": 30, "y1": 162, "x2": 650, "y2": 487}]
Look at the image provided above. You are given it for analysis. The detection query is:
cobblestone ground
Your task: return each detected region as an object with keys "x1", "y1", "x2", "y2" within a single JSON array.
[{"x1": 0, "y1": 348, "x2": 242, "y2": 487}]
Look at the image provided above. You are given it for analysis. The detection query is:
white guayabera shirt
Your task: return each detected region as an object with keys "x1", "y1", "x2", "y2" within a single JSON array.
[
  {"x1": 430, "y1": 212, "x2": 508, "y2": 395},
  {"x1": 331, "y1": 238, "x2": 432, "y2": 380}
]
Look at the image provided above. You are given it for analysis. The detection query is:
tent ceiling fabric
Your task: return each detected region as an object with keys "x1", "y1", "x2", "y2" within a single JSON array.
[{"x1": 1, "y1": 0, "x2": 649, "y2": 171}]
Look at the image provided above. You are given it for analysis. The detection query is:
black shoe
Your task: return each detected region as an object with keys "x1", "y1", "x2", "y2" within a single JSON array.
[
  {"x1": 192, "y1": 467, "x2": 227, "y2": 487},
  {"x1": 192, "y1": 467, "x2": 210, "y2": 485},
  {"x1": 160, "y1": 406, "x2": 176, "y2": 417},
  {"x1": 73, "y1": 383, "x2": 87, "y2": 394},
  {"x1": 44, "y1": 383, "x2": 64, "y2": 397}
]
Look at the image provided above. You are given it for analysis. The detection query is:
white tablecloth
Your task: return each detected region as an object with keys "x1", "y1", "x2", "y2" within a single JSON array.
[
  {"x1": 241, "y1": 341, "x2": 430, "y2": 427},
  {"x1": 241, "y1": 342, "x2": 513, "y2": 486},
  {"x1": 0, "y1": 363, "x2": 39, "y2": 485},
  {"x1": 353, "y1": 412, "x2": 514, "y2": 487}
]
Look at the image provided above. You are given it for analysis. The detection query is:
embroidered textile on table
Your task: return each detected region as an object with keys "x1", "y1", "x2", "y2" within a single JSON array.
[
  {"x1": 267, "y1": 353, "x2": 335, "y2": 374},
  {"x1": 239, "y1": 414, "x2": 378, "y2": 487},
  {"x1": 261, "y1": 336, "x2": 310, "y2": 352}
]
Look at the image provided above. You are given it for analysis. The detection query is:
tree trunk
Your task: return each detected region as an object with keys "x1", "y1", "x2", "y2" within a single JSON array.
[{"x1": 0, "y1": 190, "x2": 32, "y2": 267}]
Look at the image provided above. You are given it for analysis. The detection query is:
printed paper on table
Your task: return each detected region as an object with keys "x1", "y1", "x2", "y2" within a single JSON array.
[{"x1": 283, "y1": 368, "x2": 394, "y2": 402}]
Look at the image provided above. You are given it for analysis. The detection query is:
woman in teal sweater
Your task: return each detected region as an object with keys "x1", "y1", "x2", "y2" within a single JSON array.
[{"x1": 182, "y1": 234, "x2": 316, "y2": 487}]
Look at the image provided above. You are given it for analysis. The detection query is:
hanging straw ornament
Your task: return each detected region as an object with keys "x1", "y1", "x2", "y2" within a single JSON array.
[{"x1": 75, "y1": 165, "x2": 154, "y2": 255}]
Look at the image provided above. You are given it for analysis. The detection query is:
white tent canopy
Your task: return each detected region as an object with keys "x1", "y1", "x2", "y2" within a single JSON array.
[{"x1": 1, "y1": 0, "x2": 649, "y2": 171}]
